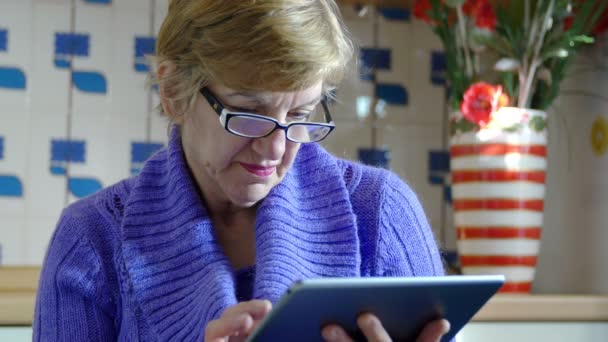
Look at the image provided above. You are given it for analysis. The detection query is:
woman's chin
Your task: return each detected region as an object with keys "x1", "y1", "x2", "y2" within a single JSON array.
[{"x1": 228, "y1": 185, "x2": 271, "y2": 208}]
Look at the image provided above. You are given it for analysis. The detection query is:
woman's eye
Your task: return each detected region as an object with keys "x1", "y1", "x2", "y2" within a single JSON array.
[
  {"x1": 233, "y1": 106, "x2": 257, "y2": 113},
  {"x1": 289, "y1": 112, "x2": 311, "y2": 121}
]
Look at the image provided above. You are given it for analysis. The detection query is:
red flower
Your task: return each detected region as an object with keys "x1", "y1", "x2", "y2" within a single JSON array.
[
  {"x1": 592, "y1": 8, "x2": 608, "y2": 35},
  {"x1": 463, "y1": 0, "x2": 496, "y2": 31},
  {"x1": 460, "y1": 82, "x2": 510, "y2": 126},
  {"x1": 462, "y1": 0, "x2": 482, "y2": 16},
  {"x1": 472, "y1": 1, "x2": 496, "y2": 30},
  {"x1": 564, "y1": 1, "x2": 608, "y2": 35},
  {"x1": 413, "y1": 0, "x2": 434, "y2": 24}
]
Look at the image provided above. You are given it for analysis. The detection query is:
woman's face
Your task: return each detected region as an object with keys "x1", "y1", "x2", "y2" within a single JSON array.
[{"x1": 181, "y1": 81, "x2": 324, "y2": 210}]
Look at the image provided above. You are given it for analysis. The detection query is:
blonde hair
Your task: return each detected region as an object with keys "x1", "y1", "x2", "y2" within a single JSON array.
[{"x1": 154, "y1": 0, "x2": 354, "y2": 117}]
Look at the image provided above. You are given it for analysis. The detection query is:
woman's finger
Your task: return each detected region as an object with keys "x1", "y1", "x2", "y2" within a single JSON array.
[
  {"x1": 205, "y1": 300, "x2": 273, "y2": 341},
  {"x1": 416, "y1": 319, "x2": 450, "y2": 342},
  {"x1": 322, "y1": 324, "x2": 355, "y2": 342},
  {"x1": 205, "y1": 313, "x2": 253, "y2": 342},
  {"x1": 222, "y1": 299, "x2": 272, "y2": 321},
  {"x1": 357, "y1": 313, "x2": 391, "y2": 342}
]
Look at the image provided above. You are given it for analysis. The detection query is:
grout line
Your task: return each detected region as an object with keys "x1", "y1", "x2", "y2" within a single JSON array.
[{"x1": 63, "y1": 0, "x2": 77, "y2": 207}]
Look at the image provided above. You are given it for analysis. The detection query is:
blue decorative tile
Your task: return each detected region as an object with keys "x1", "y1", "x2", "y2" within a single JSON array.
[
  {"x1": 54, "y1": 59, "x2": 71, "y2": 69},
  {"x1": 131, "y1": 142, "x2": 164, "y2": 163},
  {"x1": 68, "y1": 177, "x2": 102, "y2": 198},
  {"x1": 72, "y1": 71, "x2": 107, "y2": 94},
  {"x1": 55, "y1": 32, "x2": 89, "y2": 56},
  {"x1": 83, "y1": 0, "x2": 112, "y2": 4},
  {"x1": 431, "y1": 51, "x2": 446, "y2": 86},
  {"x1": 50, "y1": 166, "x2": 66, "y2": 175},
  {"x1": 429, "y1": 150, "x2": 450, "y2": 173},
  {"x1": 0, "y1": 176, "x2": 23, "y2": 197},
  {"x1": 358, "y1": 147, "x2": 391, "y2": 168},
  {"x1": 360, "y1": 48, "x2": 392, "y2": 70},
  {"x1": 51, "y1": 139, "x2": 86, "y2": 163},
  {"x1": 376, "y1": 83, "x2": 408, "y2": 105},
  {"x1": 444, "y1": 186, "x2": 452, "y2": 203},
  {"x1": 428, "y1": 150, "x2": 452, "y2": 203},
  {"x1": 379, "y1": 8, "x2": 411, "y2": 21},
  {"x1": 131, "y1": 142, "x2": 164, "y2": 175},
  {"x1": 134, "y1": 37, "x2": 156, "y2": 72},
  {"x1": 0, "y1": 67, "x2": 26, "y2": 90},
  {"x1": 0, "y1": 29, "x2": 7, "y2": 52}
]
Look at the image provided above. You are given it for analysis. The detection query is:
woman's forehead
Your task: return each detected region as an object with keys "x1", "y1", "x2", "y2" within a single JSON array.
[{"x1": 211, "y1": 81, "x2": 323, "y2": 106}]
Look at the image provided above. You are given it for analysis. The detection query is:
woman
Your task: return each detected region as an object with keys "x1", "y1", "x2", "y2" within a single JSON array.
[{"x1": 34, "y1": 0, "x2": 450, "y2": 341}]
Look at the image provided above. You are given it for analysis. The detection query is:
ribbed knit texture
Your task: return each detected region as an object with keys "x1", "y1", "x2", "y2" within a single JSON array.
[{"x1": 33, "y1": 127, "x2": 445, "y2": 341}]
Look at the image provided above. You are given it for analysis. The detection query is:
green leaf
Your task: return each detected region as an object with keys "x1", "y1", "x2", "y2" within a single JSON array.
[
  {"x1": 529, "y1": 116, "x2": 547, "y2": 131},
  {"x1": 542, "y1": 48, "x2": 569, "y2": 60},
  {"x1": 449, "y1": 120, "x2": 459, "y2": 136},
  {"x1": 459, "y1": 118, "x2": 478, "y2": 133},
  {"x1": 503, "y1": 123, "x2": 523, "y2": 133}
]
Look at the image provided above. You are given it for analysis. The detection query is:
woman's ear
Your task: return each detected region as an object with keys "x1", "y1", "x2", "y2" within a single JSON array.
[{"x1": 157, "y1": 61, "x2": 186, "y2": 125}]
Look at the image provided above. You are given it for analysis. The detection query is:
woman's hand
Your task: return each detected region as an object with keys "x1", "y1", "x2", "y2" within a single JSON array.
[
  {"x1": 205, "y1": 300, "x2": 272, "y2": 342},
  {"x1": 321, "y1": 313, "x2": 450, "y2": 342}
]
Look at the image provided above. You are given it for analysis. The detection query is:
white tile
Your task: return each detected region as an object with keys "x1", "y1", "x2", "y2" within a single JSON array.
[
  {"x1": 154, "y1": 0, "x2": 169, "y2": 33},
  {"x1": 0, "y1": 216, "x2": 26, "y2": 265},
  {"x1": 377, "y1": 13, "x2": 410, "y2": 85},
  {"x1": 25, "y1": 110, "x2": 68, "y2": 217},
  {"x1": 320, "y1": 119, "x2": 372, "y2": 162},
  {"x1": 407, "y1": 48, "x2": 446, "y2": 125},
  {"x1": 111, "y1": 0, "x2": 149, "y2": 11},
  {"x1": 148, "y1": 109, "x2": 170, "y2": 143},
  {"x1": 410, "y1": 20, "x2": 443, "y2": 51},
  {"x1": 71, "y1": 2, "x2": 113, "y2": 115},
  {"x1": 110, "y1": 13, "x2": 151, "y2": 116},
  {"x1": 24, "y1": 215, "x2": 60, "y2": 265},
  {"x1": 29, "y1": 0, "x2": 71, "y2": 113},
  {"x1": 0, "y1": 116, "x2": 29, "y2": 216},
  {"x1": 0, "y1": 1, "x2": 33, "y2": 108},
  {"x1": 332, "y1": 79, "x2": 374, "y2": 122}
]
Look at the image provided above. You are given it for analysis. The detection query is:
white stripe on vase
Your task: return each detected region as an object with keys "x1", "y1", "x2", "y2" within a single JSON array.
[
  {"x1": 461, "y1": 266, "x2": 536, "y2": 282},
  {"x1": 449, "y1": 131, "x2": 547, "y2": 146},
  {"x1": 454, "y1": 211, "x2": 544, "y2": 227},
  {"x1": 450, "y1": 154, "x2": 547, "y2": 171},
  {"x1": 452, "y1": 182, "x2": 546, "y2": 199},
  {"x1": 457, "y1": 239, "x2": 540, "y2": 255}
]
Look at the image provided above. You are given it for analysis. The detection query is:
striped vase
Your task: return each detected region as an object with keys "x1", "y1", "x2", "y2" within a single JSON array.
[{"x1": 449, "y1": 107, "x2": 547, "y2": 293}]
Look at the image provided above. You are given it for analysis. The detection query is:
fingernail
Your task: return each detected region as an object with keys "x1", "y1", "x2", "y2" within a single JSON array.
[{"x1": 322, "y1": 327, "x2": 338, "y2": 341}]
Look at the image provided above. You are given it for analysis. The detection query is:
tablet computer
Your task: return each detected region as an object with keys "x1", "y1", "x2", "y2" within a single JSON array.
[{"x1": 247, "y1": 275, "x2": 505, "y2": 342}]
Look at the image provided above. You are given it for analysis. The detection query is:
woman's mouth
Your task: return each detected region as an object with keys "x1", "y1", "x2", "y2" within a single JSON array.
[{"x1": 239, "y1": 163, "x2": 276, "y2": 177}]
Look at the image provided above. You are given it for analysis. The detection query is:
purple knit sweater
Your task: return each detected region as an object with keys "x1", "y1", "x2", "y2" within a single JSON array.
[{"x1": 33, "y1": 128, "x2": 445, "y2": 341}]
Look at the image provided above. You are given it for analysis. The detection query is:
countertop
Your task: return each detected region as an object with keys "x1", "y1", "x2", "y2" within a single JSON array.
[{"x1": 1, "y1": 267, "x2": 607, "y2": 325}]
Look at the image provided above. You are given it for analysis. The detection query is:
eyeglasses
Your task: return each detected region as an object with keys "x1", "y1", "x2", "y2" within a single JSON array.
[{"x1": 200, "y1": 87, "x2": 335, "y2": 143}]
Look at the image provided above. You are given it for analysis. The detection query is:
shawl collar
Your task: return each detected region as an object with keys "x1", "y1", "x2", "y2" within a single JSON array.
[{"x1": 120, "y1": 127, "x2": 359, "y2": 340}]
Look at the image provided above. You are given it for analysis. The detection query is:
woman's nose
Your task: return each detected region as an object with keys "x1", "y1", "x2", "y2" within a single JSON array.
[{"x1": 252, "y1": 127, "x2": 286, "y2": 161}]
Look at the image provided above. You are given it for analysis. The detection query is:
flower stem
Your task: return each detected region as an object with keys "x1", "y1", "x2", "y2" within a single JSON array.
[
  {"x1": 456, "y1": 5, "x2": 473, "y2": 79},
  {"x1": 524, "y1": 0, "x2": 530, "y2": 32},
  {"x1": 519, "y1": 0, "x2": 555, "y2": 108}
]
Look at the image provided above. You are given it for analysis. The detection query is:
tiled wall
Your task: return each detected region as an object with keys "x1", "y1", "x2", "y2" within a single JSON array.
[{"x1": 0, "y1": 0, "x2": 453, "y2": 265}]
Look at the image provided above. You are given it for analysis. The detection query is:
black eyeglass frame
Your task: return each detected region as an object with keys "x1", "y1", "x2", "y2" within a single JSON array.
[{"x1": 200, "y1": 87, "x2": 336, "y2": 143}]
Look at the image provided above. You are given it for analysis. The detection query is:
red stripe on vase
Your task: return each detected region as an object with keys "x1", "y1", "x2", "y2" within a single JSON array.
[
  {"x1": 452, "y1": 170, "x2": 546, "y2": 183},
  {"x1": 459, "y1": 255, "x2": 538, "y2": 267},
  {"x1": 457, "y1": 227, "x2": 542, "y2": 239},
  {"x1": 499, "y1": 282, "x2": 533, "y2": 293},
  {"x1": 453, "y1": 199, "x2": 544, "y2": 211},
  {"x1": 450, "y1": 144, "x2": 547, "y2": 158}
]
